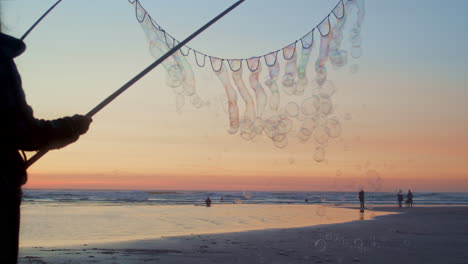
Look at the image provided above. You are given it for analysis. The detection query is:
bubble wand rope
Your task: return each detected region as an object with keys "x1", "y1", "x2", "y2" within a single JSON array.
[
  {"x1": 21, "y1": 0, "x2": 63, "y2": 40},
  {"x1": 25, "y1": 0, "x2": 246, "y2": 168}
]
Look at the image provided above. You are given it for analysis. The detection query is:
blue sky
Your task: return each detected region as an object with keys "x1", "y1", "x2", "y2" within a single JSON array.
[{"x1": 1, "y1": 0, "x2": 467, "y2": 191}]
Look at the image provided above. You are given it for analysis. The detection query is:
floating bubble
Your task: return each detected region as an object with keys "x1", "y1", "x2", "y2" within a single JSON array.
[
  {"x1": 301, "y1": 96, "x2": 320, "y2": 116},
  {"x1": 319, "y1": 80, "x2": 337, "y2": 98},
  {"x1": 314, "y1": 146, "x2": 326, "y2": 162},
  {"x1": 353, "y1": 238, "x2": 364, "y2": 249},
  {"x1": 329, "y1": 49, "x2": 348, "y2": 68},
  {"x1": 350, "y1": 64, "x2": 359, "y2": 74},
  {"x1": 314, "y1": 127, "x2": 329, "y2": 145},
  {"x1": 297, "y1": 130, "x2": 310, "y2": 143},
  {"x1": 176, "y1": 94, "x2": 185, "y2": 111},
  {"x1": 344, "y1": 113, "x2": 352, "y2": 120},
  {"x1": 403, "y1": 240, "x2": 411, "y2": 247},
  {"x1": 324, "y1": 118, "x2": 342, "y2": 138},
  {"x1": 351, "y1": 46, "x2": 362, "y2": 59},
  {"x1": 351, "y1": 35, "x2": 362, "y2": 46},
  {"x1": 243, "y1": 191, "x2": 254, "y2": 199},
  {"x1": 301, "y1": 117, "x2": 318, "y2": 136},
  {"x1": 315, "y1": 65, "x2": 327, "y2": 87},
  {"x1": 285, "y1": 102, "x2": 300, "y2": 118},
  {"x1": 277, "y1": 117, "x2": 293, "y2": 134},
  {"x1": 366, "y1": 170, "x2": 382, "y2": 191},
  {"x1": 166, "y1": 64, "x2": 184, "y2": 88},
  {"x1": 190, "y1": 94, "x2": 203, "y2": 108},
  {"x1": 252, "y1": 118, "x2": 265, "y2": 135},
  {"x1": 314, "y1": 239, "x2": 327, "y2": 252},
  {"x1": 319, "y1": 97, "x2": 333, "y2": 116},
  {"x1": 273, "y1": 135, "x2": 288, "y2": 149}
]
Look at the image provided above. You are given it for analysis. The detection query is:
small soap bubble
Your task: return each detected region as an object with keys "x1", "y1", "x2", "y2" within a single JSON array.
[
  {"x1": 273, "y1": 136, "x2": 288, "y2": 149},
  {"x1": 324, "y1": 118, "x2": 342, "y2": 138},
  {"x1": 285, "y1": 102, "x2": 300, "y2": 118},
  {"x1": 243, "y1": 191, "x2": 254, "y2": 199},
  {"x1": 351, "y1": 46, "x2": 362, "y2": 59},
  {"x1": 176, "y1": 94, "x2": 185, "y2": 110},
  {"x1": 166, "y1": 64, "x2": 184, "y2": 88},
  {"x1": 314, "y1": 126, "x2": 329, "y2": 145},
  {"x1": 344, "y1": 113, "x2": 352, "y2": 120},
  {"x1": 316, "y1": 205, "x2": 326, "y2": 217},
  {"x1": 319, "y1": 81, "x2": 337, "y2": 98},
  {"x1": 319, "y1": 97, "x2": 333, "y2": 116},
  {"x1": 353, "y1": 238, "x2": 363, "y2": 249},
  {"x1": 301, "y1": 96, "x2": 320, "y2": 116},
  {"x1": 403, "y1": 240, "x2": 411, "y2": 247},
  {"x1": 315, "y1": 66, "x2": 327, "y2": 86},
  {"x1": 314, "y1": 146, "x2": 326, "y2": 163},
  {"x1": 314, "y1": 239, "x2": 327, "y2": 252}
]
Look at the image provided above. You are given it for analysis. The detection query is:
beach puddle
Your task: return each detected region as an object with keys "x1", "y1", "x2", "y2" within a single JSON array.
[{"x1": 20, "y1": 204, "x2": 394, "y2": 247}]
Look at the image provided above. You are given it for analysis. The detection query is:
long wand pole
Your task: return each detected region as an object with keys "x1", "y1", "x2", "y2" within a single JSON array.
[
  {"x1": 21, "y1": 0, "x2": 63, "y2": 40},
  {"x1": 26, "y1": 0, "x2": 246, "y2": 168}
]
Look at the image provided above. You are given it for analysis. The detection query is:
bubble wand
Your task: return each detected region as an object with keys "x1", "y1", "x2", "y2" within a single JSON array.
[
  {"x1": 25, "y1": 0, "x2": 246, "y2": 168},
  {"x1": 21, "y1": 0, "x2": 63, "y2": 40}
]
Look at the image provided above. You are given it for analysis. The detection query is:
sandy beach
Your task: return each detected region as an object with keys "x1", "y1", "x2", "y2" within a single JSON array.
[{"x1": 19, "y1": 205, "x2": 468, "y2": 264}]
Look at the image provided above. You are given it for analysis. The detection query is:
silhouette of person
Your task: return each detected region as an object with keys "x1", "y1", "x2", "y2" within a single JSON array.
[
  {"x1": 358, "y1": 189, "x2": 365, "y2": 209},
  {"x1": 205, "y1": 196, "x2": 212, "y2": 207},
  {"x1": 397, "y1": 190, "x2": 403, "y2": 208},
  {"x1": 0, "y1": 23, "x2": 92, "y2": 264},
  {"x1": 407, "y1": 190, "x2": 413, "y2": 208}
]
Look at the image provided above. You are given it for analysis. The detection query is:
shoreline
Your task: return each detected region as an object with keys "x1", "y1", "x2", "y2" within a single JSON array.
[{"x1": 19, "y1": 205, "x2": 468, "y2": 263}]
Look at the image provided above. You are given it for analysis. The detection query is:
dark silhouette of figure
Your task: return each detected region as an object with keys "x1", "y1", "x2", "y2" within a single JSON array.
[
  {"x1": 397, "y1": 190, "x2": 403, "y2": 208},
  {"x1": 0, "y1": 29, "x2": 92, "y2": 264},
  {"x1": 358, "y1": 189, "x2": 365, "y2": 209},
  {"x1": 407, "y1": 190, "x2": 413, "y2": 208},
  {"x1": 205, "y1": 197, "x2": 212, "y2": 207}
]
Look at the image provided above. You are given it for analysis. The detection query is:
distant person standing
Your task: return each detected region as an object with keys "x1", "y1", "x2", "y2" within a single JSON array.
[
  {"x1": 407, "y1": 190, "x2": 413, "y2": 207},
  {"x1": 205, "y1": 197, "x2": 212, "y2": 207},
  {"x1": 358, "y1": 189, "x2": 365, "y2": 209},
  {"x1": 397, "y1": 190, "x2": 404, "y2": 208}
]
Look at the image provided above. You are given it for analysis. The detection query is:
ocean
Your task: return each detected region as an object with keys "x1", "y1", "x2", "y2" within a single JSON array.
[{"x1": 22, "y1": 189, "x2": 468, "y2": 206}]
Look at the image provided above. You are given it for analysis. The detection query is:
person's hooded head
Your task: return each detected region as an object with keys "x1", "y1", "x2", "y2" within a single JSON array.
[{"x1": 0, "y1": 4, "x2": 26, "y2": 61}]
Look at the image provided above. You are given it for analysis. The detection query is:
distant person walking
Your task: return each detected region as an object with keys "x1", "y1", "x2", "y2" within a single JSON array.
[
  {"x1": 398, "y1": 190, "x2": 404, "y2": 208},
  {"x1": 407, "y1": 190, "x2": 413, "y2": 207},
  {"x1": 205, "y1": 197, "x2": 212, "y2": 207},
  {"x1": 358, "y1": 189, "x2": 365, "y2": 209}
]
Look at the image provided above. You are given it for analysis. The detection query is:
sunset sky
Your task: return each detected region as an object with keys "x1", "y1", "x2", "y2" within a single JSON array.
[{"x1": 2, "y1": 0, "x2": 467, "y2": 191}]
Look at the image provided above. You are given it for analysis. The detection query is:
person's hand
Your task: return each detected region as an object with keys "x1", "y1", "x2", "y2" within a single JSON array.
[{"x1": 71, "y1": 114, "x2": 92, "y2": 135}]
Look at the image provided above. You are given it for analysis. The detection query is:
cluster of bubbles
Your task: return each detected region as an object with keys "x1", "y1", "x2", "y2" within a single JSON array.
[
  {"x1": 134, "y1": 2, "x2": 208, "y2": 112},
  {"x1": 312, "y1": 232, "x2": 397, "y2": 260},
  {"x1": 131, "y1": 0, "x2": 365, "y2": 162}
]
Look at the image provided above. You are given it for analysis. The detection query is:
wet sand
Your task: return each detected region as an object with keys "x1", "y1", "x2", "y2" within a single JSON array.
[{"x1": 19, "y1": 206, "x2": 468, "y2": 264}]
